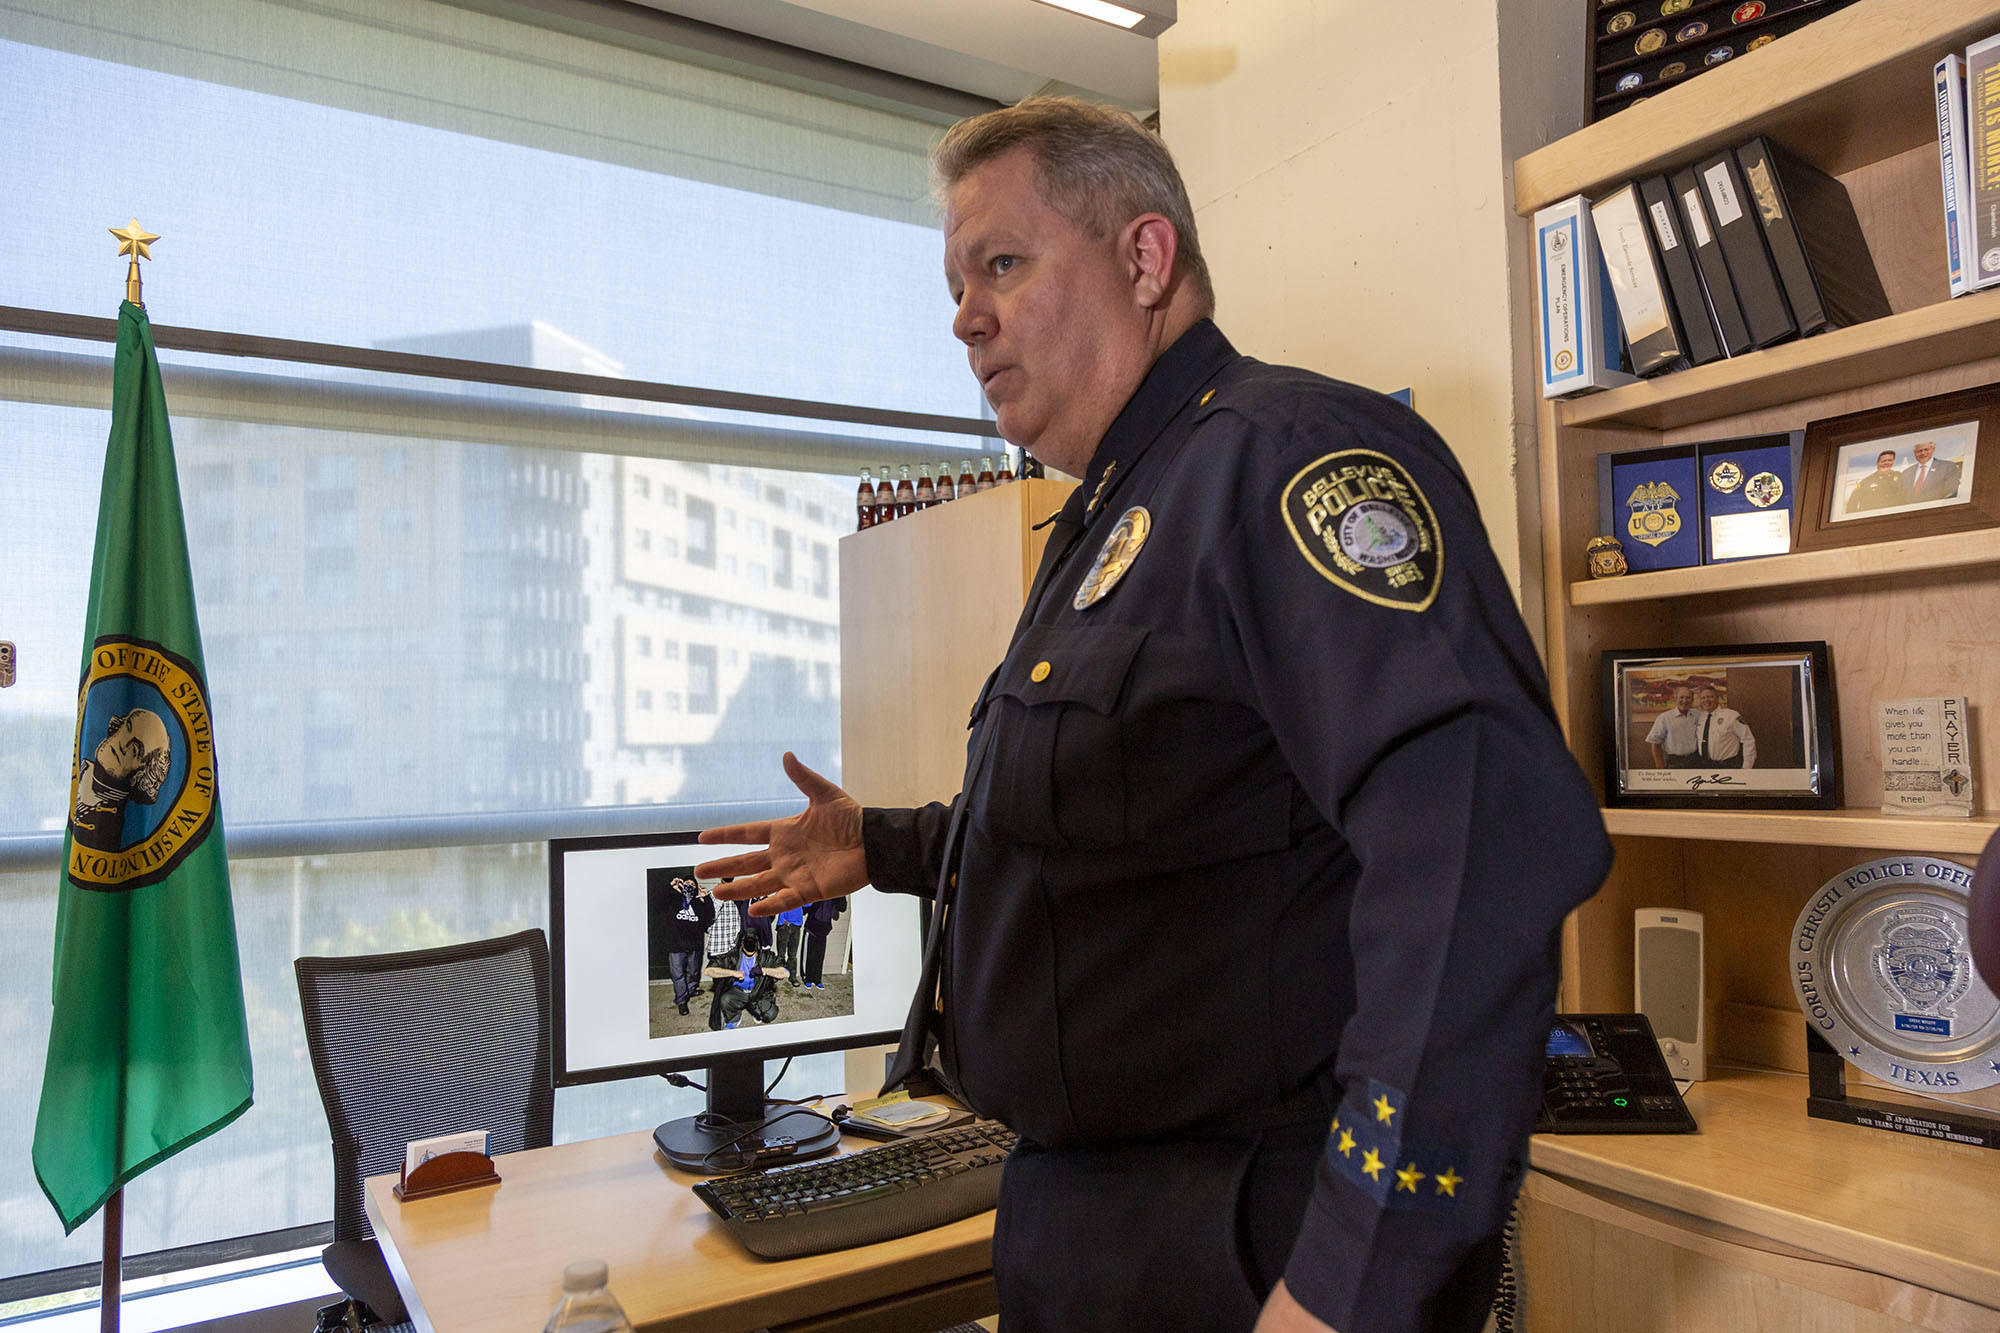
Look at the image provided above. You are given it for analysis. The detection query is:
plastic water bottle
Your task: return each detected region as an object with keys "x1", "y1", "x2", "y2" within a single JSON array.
[{"x1": 542, "y1": 1260, "x2": 634, "y2": 1333}]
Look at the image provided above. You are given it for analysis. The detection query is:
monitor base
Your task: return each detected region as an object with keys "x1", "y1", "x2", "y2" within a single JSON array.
[{"x1": 655, "y1": 1113, "x2": 840, "y2": 1174}]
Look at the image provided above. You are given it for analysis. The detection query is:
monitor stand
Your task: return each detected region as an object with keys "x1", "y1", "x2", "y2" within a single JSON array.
[{"x1": 654, "y1": 1056, "x2": 839, "y2": 1174}]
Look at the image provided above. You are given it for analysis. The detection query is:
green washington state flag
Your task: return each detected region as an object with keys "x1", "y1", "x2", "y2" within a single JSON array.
[{"x1": 34, "y1": 301, "x2": 253, "y2": 1234}]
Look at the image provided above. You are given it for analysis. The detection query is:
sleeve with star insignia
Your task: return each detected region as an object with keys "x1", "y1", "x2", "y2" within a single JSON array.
[{"x1": 1206, "y1": 379, "x2": 1613, "y2": 1333}]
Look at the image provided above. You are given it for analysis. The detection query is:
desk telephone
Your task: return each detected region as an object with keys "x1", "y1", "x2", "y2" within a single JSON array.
[{"x1": 1538, "y1": 1013, "x2": 1697, "y2": 1134}]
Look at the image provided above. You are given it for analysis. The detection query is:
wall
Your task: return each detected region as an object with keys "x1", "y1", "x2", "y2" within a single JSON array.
[{"x1": 1158, "y1": 0, "x2": 1587, "y2": 627}]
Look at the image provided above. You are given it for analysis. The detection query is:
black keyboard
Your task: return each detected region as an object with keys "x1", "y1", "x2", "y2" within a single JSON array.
[{"x1": 692, "y1": 1118, "x2": 1018, "y2": 1259}]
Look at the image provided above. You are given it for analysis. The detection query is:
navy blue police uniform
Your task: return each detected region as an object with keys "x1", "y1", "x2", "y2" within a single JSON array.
[{"x1": 865, "y1": 320, "x2": 1612, "y2": 1333}]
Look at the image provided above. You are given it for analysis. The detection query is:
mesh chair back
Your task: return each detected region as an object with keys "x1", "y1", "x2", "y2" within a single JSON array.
[{"x1": 295, "y1": 928, "x2": 554, "y2": 1243}]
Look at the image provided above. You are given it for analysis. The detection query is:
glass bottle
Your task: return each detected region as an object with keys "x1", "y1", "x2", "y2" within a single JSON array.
[
  {"x1": 856, "y1": 467, "x2": 876, "y2": 530},
  {"x1": 878, "y1": 462, "x2": 898, "y2": 523},
  {"x1": 995, "y1": 450, "x2": 1015, "y2": 484},
  {"x1": 542, "y1": 1260, "x2": 634, "y2": 1333},
  {"x1": 934, "y1": 463, "x2": 956, "y2": 504},
  {"x1": 958, "y1": 458, "x2": 978, "y2": 496},
  {"x1": 894, "y1": 464, "x2": 917, "y2": 518},
  {"x1": 977, "y1": 456, "x2": 996, "y2": 492},
  {"x1": 915, "y1": 463, "x2": 936, "y2": 509}
]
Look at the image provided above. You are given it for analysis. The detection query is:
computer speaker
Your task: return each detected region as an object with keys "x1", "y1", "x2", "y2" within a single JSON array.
[{"x1": 1635, "y1": 908, "x2": 1704, "y2": 1082}]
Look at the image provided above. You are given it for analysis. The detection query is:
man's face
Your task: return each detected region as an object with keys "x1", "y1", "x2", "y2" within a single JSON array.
[
  {"x1": 1914, "y1": 443, "x2": 1936, "y2": 465},
  {"x1": 944, "y1": 148, "x2": 1156, "y2": 477},
  {"x1": 1697, "y1": 688, "x2": 1720, "y2": 711},
  {"x1": 94, "y1": 709, "x2": 170, "y2": 801},
  {"x1": 1876, "y1": 452, "x2": 1896, "y2": 472},
  {"x1": 1673, "y1": 688, "x2": 1693, "y2": 713}
]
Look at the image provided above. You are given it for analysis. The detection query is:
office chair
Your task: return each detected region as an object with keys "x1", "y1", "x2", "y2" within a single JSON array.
[{"x1": 295, "y1": 928, "x2": 554, "y2": 1328}]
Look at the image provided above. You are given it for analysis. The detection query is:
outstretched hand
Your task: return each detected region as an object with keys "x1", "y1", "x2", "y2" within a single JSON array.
[{"x1": 696, "y1": 752, "x2": 869, "y2": 916}]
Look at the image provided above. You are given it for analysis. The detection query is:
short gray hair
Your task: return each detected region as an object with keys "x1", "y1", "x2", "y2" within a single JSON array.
[{"x1": 932, "y1": 97, "x2": 1214, "y2": 316}]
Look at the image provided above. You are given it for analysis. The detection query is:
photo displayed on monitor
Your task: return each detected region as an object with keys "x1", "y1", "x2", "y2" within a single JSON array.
[
  {"x1": 644, "y1": 865, "x2": 855, "y2": 1038},
  {"x1": 550, "y1": 830, "x2": 923, "y2": 1086}
]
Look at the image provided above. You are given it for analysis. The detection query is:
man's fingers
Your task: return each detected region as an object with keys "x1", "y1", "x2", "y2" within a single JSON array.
[
  {"x1": 694, "y1": 850, "x2": 772, "y2": 880},
  {"x1": 782, "y1": 751, "x2": 841, "y2": 802},
  {"x1": 744, "y1": 886, "x2": 809, "y2": 916},
  {"x1": 701, "y1": 821, "x2": 776, "y2": 846},
  {"x1": 709, "y1": 870, "x2": 780, "y2": 900}
]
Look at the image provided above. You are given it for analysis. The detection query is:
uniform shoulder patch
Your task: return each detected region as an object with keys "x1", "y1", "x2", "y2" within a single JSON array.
[{"x1": 1281, "y1": 448, "x2": 1443, "y2": 611}]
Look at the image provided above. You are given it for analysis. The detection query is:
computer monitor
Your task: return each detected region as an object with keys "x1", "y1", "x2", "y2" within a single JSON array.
[{"x1": 549, "y1": 829, "x2": 924, "y2": 1172}]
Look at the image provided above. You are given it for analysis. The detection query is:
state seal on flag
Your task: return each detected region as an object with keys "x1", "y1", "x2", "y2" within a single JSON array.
[{"x1": 68, "y1": 635, "x2": 217, "y2": 892}]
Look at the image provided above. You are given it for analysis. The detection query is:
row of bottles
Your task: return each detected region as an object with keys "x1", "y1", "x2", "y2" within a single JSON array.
[{"x1": 857, "y1": 456, "x2": 1015, "y2": 529}]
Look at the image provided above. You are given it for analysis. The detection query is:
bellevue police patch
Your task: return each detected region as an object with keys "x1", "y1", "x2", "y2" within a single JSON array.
[
  {"x1": 1282, "y1": 449, "x2": 1442, "y2": 611},
  {"x1": 67, "y1": 635, "x2": 218, "y2": 892}
]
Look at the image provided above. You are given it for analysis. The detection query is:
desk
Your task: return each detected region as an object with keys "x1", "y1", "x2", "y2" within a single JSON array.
[{"x1": 363, "y1": 1128, "x2": 996, "y2": 1333}]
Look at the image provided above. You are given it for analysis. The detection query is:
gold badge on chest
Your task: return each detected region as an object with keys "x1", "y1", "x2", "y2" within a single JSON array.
[{"x1": 1073, "y1": 506, "x2": 1151, "y2": 610}]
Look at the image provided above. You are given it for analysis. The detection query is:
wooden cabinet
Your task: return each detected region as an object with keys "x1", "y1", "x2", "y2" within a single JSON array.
[{"x1": 1512, "y1": 2, "x2": 2000, "y2": 1324}]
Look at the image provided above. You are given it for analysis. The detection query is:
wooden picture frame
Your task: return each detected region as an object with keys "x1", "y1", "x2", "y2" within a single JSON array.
[
  {"x1": 1795, "y1": 383, "x2": 2000, "y2": 551},
  {"x1": 1601, "y1": 642, "x2": 1838, "y2": 809}
]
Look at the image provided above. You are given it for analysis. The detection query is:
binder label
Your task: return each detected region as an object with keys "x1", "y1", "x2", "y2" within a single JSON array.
[
  {"x1": 1704, "y1": 162, "x2": 1743, "y2": 225},
  {"x1": 1648, "y1": 200, "x2": 1679, "y2": 251},
  {"x1": 1682, "y1": 189, "x2": 1712, "y2": 246}
]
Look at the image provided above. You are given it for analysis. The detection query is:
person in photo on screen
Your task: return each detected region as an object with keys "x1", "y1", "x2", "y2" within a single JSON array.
[
  {"x1": 801, "y1": 896, "x2": 845, "y2": 989},
  {"x1": 1844, "y1": 448, "x2": 1911, "y2": 513},
  {"x1": 1645, "y1": 686, "x2": 1703, "y2": 768},
  {"x1": 705, "y1": 928, "x2": 788, "y2": 1029},
  {"x1": 696, "y1": 97, "x2": 1609, "y2": 1333},
  {"x1": 660, "y1": 875, "x2": 712, "y2": 1016},
  {"x1": 1903, "y1": 440, "x2": 1964, "y2": 503},
  {"x1": 774, "y1": 902, "x2": 806, "y2": 986},
  {"x1": 1692, "y1": 685, "x2": 1755, "y2": 769}
]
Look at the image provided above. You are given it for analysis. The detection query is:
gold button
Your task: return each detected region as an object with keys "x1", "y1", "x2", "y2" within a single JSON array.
[
  {"x1": 1200, "y1": 389, "x2": 1216, "y2": 406},
  {"x1": 1030, "y1": 661, "x2": 1051, "y2": 682}
]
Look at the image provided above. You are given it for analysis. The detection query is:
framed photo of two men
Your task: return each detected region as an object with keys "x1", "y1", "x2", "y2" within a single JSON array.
[
  {"x1": 1795, "y1": 382, "x2": 2000, "y2": 552},
  {"x1": 1602, "y1": 642, "x2": 1838, "y2": 809}
]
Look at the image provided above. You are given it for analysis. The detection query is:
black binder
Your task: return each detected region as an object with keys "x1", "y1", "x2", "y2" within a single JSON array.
[
  {"x1": 1696, "y1": 149, "x2": 1796, "y2": 349},
  {"x1": 1639, "y1": 174, "x2": 1722, "y2": 366},
  {"x1": 1591, "y1": 182, "x2": 1689, "y2": 377},
  {"x1": 1733, "y1": 136, "x2": 1890, "y2": 335},
  {"x1": 1672, "y1": 166, "x2": 1752, "y2": 358}
]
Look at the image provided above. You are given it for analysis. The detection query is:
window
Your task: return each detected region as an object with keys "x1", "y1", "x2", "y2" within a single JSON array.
[
  {"x1": 635, "y1": 529, "x2": 651, "y2": 550},
  {"x1": 635, "y1": 635, "x2": 652, "y2": 656},
  {"x1": 633, "y1": 475, "x2": 650, "y2": 498},
  {"x1": 635, "y1": 690, "x2": 653, "y2": 710},
  {"x1": 0, "y1": 0, "x2": 983, "y2": 1294},
  {"x1": 773, "y1": 530, "x2": 793, "y2": 590},
  {"x1": 686, "y1": 644, "x2": 719, "y2": 715}
]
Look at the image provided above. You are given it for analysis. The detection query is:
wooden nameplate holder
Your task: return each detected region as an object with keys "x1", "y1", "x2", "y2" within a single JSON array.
[{"x1": 393, "y1": 1149, "x2": 500, "y2": 1202}]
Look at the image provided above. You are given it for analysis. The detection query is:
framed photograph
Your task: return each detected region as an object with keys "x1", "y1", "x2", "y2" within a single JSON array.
[
  {"x1": 1796, "y1": 383, "x2": 2000, "y2": 551},
  {"x1": 1601, "y1": 642, "x2": 1838, "y2": 809}
]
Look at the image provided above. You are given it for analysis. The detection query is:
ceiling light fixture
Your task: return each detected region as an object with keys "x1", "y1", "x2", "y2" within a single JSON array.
[{"x1": 1029, "y1": 0, "x2": 1176, "y2": 38}]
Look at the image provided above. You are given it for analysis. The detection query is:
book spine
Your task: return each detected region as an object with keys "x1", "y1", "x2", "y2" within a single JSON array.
[
  {"x1": 1736, "y1": 137, "x2": 1827, "y2": 336},
  {"x1": 1534, "y1": 197, "x2": 1636, "y2": 396},
  {"x1": 1939, "y1": 55, "x2": 1972, "y2": 298},
  {"x1": 1592, "y1": 184, "x2": 1687, "y2": 377},
  {"x1": 1641, "y1": 174, "x2": 1723, "y2": 365},
  {"x1": 1700, "y1": 152, "x2": 1795, "y2": 348},
  {"x1": 1968, "y1": 35, "x2": 2000, "y2": 291},
  {"x1": 1673, "y1": 166, "x2": 1752, "y2": 357}
]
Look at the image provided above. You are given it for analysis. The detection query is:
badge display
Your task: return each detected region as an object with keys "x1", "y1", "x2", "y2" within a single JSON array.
[
  {"x1": 1698, "y1": 432, "x2": 1800, "y2": 563},
  {"x1": 1792, "y1": 857, "x2": 2000, "y2": 1093},
  {"x1": 1601, "y1": 444, "x2": 1701, "y2": 572},
  {"x1": 1282, "y1": 450, "x2": 1443, "y2": 612},
  {"x1": 1072, "y1": 505, "x2": 1150, "y2": 610}
]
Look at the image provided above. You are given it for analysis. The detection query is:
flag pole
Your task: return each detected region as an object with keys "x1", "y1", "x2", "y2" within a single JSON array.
[{"x1": 101, "y1": 1189, "x2": 122, "y2": 1333}]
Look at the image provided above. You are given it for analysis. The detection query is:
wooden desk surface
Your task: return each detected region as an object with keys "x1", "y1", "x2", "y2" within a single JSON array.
[
  {"x1": 363, "y1": 1128, "x2": 994, "y2": 1333},
  {"x1": 1529, "y1": 1066, "x2": 2000, "y2": 1309}
]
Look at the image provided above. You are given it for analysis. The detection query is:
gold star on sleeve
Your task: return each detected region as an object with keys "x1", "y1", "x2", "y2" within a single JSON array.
[
  {"x1": 1360, "y1": 1148, "x2": 1384, "y2": 1181},
  {"x1": 1336, "y1": 1127, "x2": 1356, "y2": 1157},
  {"x1": 1433, "y1": 1167, "x2": 1463, "y2": 1197},
  {"x1": 1395, "y1": 1163, "x2": 1425, "y2": 1193},
  {"x1": 1372, "y1": 1093, "x2": 1396, "y2": 1123}
]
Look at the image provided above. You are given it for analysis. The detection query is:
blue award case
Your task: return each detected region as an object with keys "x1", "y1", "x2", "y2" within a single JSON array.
[
  {"x1": 1697, "y1": 432, "x2": 1803, "y2": 564},
  {"x1": 1600, "y1": 444, "x2": 1702, "y2": 573}
]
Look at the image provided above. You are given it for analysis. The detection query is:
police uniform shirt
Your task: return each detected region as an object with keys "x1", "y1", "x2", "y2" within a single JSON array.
[
  {"x1": 1644, "y1": 706, "x2": 1702, "y2": 758},
  {"x1": 863, "y1": 321, "x2": 1611, "y2": 1333},
  {"x1": 1696, "y1": 707, "x2": 1755, "y2": 765}
]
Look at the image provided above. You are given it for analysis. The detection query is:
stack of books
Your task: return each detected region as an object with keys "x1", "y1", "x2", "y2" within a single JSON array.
[
  {"x1": 1535, "y1": 135, "x2": 1889, "y2": 398},
  {"x1": 1935, "y1": 34, "x2": 2000, "y2": 299}
]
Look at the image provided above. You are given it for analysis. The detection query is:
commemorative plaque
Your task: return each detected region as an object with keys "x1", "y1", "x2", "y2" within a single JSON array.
[
  {"x1": 1697, "y1": 432, "x2": 1801, "y2": 563},
  {"x1": 1793, "y1": 856, "x2": 2000, "y2": 1147},
  {"x1": 1879, "y1": 697, "x2": 1975, "y2": 817}
]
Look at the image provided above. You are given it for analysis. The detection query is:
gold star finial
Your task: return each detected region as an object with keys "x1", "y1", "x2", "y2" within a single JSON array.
[
  {"x1": 109, "y1": 218, "x2": 160, "y2": 306},
  {"x1": 1395, "y1": 1163, "x2": 1426, "y2": 1194},
  {"x1": 1433, "y1": 1167, "x2": 1463, "y2": 1197},
  {"x1": 1373, "y1": 1093, "x2": 1397, "y2": 1124},
  {"x1": 1359, "y1": 1148, "x2": 1384, "y2": 1181}
]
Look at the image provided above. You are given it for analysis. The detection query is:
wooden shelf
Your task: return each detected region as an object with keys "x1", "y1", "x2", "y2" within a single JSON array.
[
  {"x1": 1569, "y1": 528, "x2": 2000, "y2": 604},
  {"x1": 1557, "y1": 290, "x2": 2000, "y2": 432},
  {"x1": 1514, "y1": 0, "x2": 2000, "y2": 215},
  {"x1": 1601, "y1": 807, "x2": 1997, "y2": 853},
  {"x1": 1530, "y1": 1067, "x2": 2000, "y2": 1309}
]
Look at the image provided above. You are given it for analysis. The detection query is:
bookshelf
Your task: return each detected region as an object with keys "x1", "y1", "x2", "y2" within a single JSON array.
[{"x1": 1515, "y1": 1, "x2": 2000, "y2": 1325}]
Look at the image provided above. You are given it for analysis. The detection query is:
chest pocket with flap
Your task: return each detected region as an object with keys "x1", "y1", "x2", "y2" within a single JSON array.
[{"x1": 967, "y1": 623, "x2": 1149, "y2": 850}]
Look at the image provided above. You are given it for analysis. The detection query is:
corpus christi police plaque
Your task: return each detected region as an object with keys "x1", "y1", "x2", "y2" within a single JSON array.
[{"x1": 1792, "y1": 857, "x2": 2000, "y2": 1094}]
